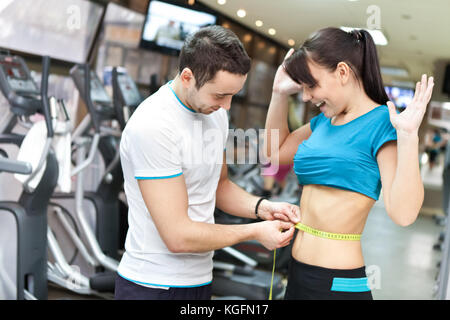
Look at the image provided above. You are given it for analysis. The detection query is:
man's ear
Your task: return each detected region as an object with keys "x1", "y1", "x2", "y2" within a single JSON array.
[
  {"x1": 335, "y1": 62, "x2": 351, "y2": 85},
  {"x1": 180, "y1": 67, "x2": 196, "y2": 88}
]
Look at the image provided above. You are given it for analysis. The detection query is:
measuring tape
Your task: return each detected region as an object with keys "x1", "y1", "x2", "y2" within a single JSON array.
[
  {"x1": 268, "y1": 222, "x2": 362, "y2": 300},
  {"x1": 294, "y1": 222, "x2": 362, "y2": 241}
]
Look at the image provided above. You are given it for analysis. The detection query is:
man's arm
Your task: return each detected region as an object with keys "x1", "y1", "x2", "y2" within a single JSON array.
[
  {"x1": 215, "y1": 153, "x2": 301, "y2": 223},
  {"x1": 138, "y1": 175, "x2": 294, "y2": 254},
  {"x1": 215, "y1": 159, "x2": 262, "y2": 220}
]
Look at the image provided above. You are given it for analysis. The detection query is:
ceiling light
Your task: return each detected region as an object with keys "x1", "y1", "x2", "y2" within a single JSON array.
[
  {"x1": 367, "y1": 30, "x2": 388, "y2": 46},
  {"x1": 255, "y1": 20, "x2": 263, "y2": 27},
  {"x1": 217, "y1": 0, "x2": 226, "y2": 5},
  {"x1": 288, "y1": 39, "x2": 295, "y2": 47},
  {"x1": 340, "y1": 26, "x2": 388, "y2": 46},
  {"x1": 268, "y1": 28, "x2": 276, "y2": 36},
  {"x1": 237, "y1": 9, "x2": 246, "y2": 18},
  {"x1": 243, "y1": 34, "x2": 252, "y2": 42}
]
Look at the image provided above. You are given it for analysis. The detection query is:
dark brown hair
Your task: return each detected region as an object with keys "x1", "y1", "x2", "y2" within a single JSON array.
[
  {"x1": 284, "y1": 27, "x2": 388, "y2": 105},
  {"x1": 179, "y1": 25, "x2": 251, "y2": 89}
]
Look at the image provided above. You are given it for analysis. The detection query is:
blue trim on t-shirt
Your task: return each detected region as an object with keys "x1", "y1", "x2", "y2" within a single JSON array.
[
  {"x1": 167, "y1": 80, "x2": 196, "y2": 113},
  {"x1": 118, "y1": 272, "x2": 212, "y2": 288},
  {"x1": 135, "y1": 172, "x2": 183, "y2": 180}
]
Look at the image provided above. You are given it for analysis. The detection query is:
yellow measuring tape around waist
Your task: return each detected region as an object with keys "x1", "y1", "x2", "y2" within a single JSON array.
[
  {"x1": 268, "y1": 222, "x2": 362, "y2": 300},
  {"x1": 294, "y1": 222, "x2": 362, "y2": 241}
]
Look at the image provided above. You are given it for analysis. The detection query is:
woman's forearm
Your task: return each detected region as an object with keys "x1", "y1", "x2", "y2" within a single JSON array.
[{"x1": 388, "y1": 132, "x2": 424, "y2": 226}]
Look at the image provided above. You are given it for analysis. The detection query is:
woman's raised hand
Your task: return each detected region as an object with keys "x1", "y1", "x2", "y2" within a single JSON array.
[
  {"x1": 272, "y1": 48, "x2": 303, "y2": 96},
  {"x1": 387, "y1": 74, "x2": 434, "y2": 135}
]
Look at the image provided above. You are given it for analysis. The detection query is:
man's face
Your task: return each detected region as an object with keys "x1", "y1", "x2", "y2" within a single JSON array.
[{"x1": 186, "y1": 70, "x2": 247, "y2": 115}]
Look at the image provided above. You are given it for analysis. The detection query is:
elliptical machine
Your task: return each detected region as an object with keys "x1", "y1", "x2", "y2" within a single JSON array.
[
  {"x1": 46, "y1": 63, "x2": 121, "y2": 296},
  {"x1": 48, "y1": 65, "x2": 143, "y2": 283},
  {"x1": 0, "y1": 54, "x2": 58, "y2": 300},
  {"x1": 51, "y1": 63, "x2": 123, "y2": 263}
]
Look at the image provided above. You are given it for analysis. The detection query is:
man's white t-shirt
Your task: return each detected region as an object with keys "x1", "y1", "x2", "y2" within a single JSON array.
[{"x1": 118, "y1": 82, "x2": 228, "y2": 288}]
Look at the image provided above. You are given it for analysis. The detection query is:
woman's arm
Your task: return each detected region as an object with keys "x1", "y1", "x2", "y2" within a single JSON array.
[
  {"x1": 264, "y1": 49, "x2": 308, "y2": 164},
  {"x1": 377, "y1": 137, "x2": 423, "y2": 226},
  {"x1": 265, "y1": 92, "x2": 291, "y2": 159},
  {"x1": 378, "y1": 74, "x2": 434, "y2": 226}
]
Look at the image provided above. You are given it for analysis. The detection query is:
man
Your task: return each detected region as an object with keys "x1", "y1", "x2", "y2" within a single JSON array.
[{"x1": 115, "y1": 26, "x2": 300, "y2": 300}]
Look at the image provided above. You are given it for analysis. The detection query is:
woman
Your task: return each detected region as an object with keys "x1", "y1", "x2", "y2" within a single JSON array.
[{"x1": 264, "y1": 27, "x2": 434, "y2": 300}]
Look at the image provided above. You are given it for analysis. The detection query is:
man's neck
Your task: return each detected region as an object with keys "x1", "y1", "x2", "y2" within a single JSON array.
[{"x1": 171, "y1": 75, "x2": 197, "y2": 112}]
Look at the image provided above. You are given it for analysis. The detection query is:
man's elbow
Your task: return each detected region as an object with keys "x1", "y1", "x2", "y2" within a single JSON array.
[
  {"x1": 164, "y1": 227, "x2": 196, "y2": 253},
  {"x1": 165, "y1": 236, "x2": 189, "y2": 253},
  {"x1": 166, "y1": 241, "x2": 185, "y2": 253}
]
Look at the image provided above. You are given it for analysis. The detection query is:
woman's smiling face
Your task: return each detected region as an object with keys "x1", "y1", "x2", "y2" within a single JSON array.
[{"x1": 300, "y1": 59, "x2": 353, "y2": 118}]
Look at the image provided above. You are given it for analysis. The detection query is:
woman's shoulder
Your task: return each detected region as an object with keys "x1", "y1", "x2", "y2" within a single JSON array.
[
  {"x1": 362, "y1": 104, "x2": 391, "y2": 125},
  {"x1": 373, "y1": 104, "x2": 391, "y2": 117}
]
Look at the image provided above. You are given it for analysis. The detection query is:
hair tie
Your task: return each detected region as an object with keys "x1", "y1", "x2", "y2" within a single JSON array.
[{"x1": 351, "y1": 29, "x2": 363, "y2": 43}]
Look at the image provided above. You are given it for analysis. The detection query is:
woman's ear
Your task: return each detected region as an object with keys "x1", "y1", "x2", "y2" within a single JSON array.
[
  {"x1": 180, "y1": 67, "x2": 196, "y2": 88},
  {"x1": 336, "y1": 62, "x2": 351, "y2": 85}
]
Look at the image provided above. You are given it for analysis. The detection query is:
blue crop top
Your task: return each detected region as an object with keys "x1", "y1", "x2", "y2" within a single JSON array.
[{"x1": 293, "y1": 105, "x2": 397, "y2": 200}]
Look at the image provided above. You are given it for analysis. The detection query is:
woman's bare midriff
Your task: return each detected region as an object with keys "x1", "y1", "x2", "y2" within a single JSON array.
[{"x1": 292, "y1": 184, "x2": 375, "y2": 269}]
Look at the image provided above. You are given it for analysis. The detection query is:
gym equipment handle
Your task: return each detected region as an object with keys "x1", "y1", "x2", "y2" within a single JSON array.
[
  {"x1": 82, "y1": 64, "x2": 101, "y2": 133},
  {"x1": 40, "y1": 56, "x2": 54, "y2": 138}
]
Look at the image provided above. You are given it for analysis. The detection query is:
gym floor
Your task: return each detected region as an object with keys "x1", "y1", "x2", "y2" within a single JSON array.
[{"x1": 363, "y1": 201, "x2": 442, "y2": 300}]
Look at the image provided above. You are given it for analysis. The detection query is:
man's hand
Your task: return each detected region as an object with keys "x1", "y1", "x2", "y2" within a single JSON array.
[
  {"x1": 257, "y1": 199, "x2": 301, "y2": 224},
  {"x1": 255, "y1": 220, "x2": 295, "y2": 251}
]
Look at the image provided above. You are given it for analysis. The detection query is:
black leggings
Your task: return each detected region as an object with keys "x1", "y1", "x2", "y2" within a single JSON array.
[{"x1": 284, "y1": 257, "x2": 373, "y2": 300}]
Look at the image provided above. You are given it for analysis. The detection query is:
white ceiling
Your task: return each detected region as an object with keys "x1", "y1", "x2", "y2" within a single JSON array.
[{"x1": 199, "y1": 0, "x2": 450, "y2": 85}]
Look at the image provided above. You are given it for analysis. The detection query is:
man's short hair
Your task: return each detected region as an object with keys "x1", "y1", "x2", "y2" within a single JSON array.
[{"x1": 179, "y1": 25, "x2": 251, "y2": 89}]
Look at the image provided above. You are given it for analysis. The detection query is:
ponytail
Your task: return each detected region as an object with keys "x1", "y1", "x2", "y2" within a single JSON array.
[{"x1": 358, "y1": 29, "x2": 389, "y2": 105}]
